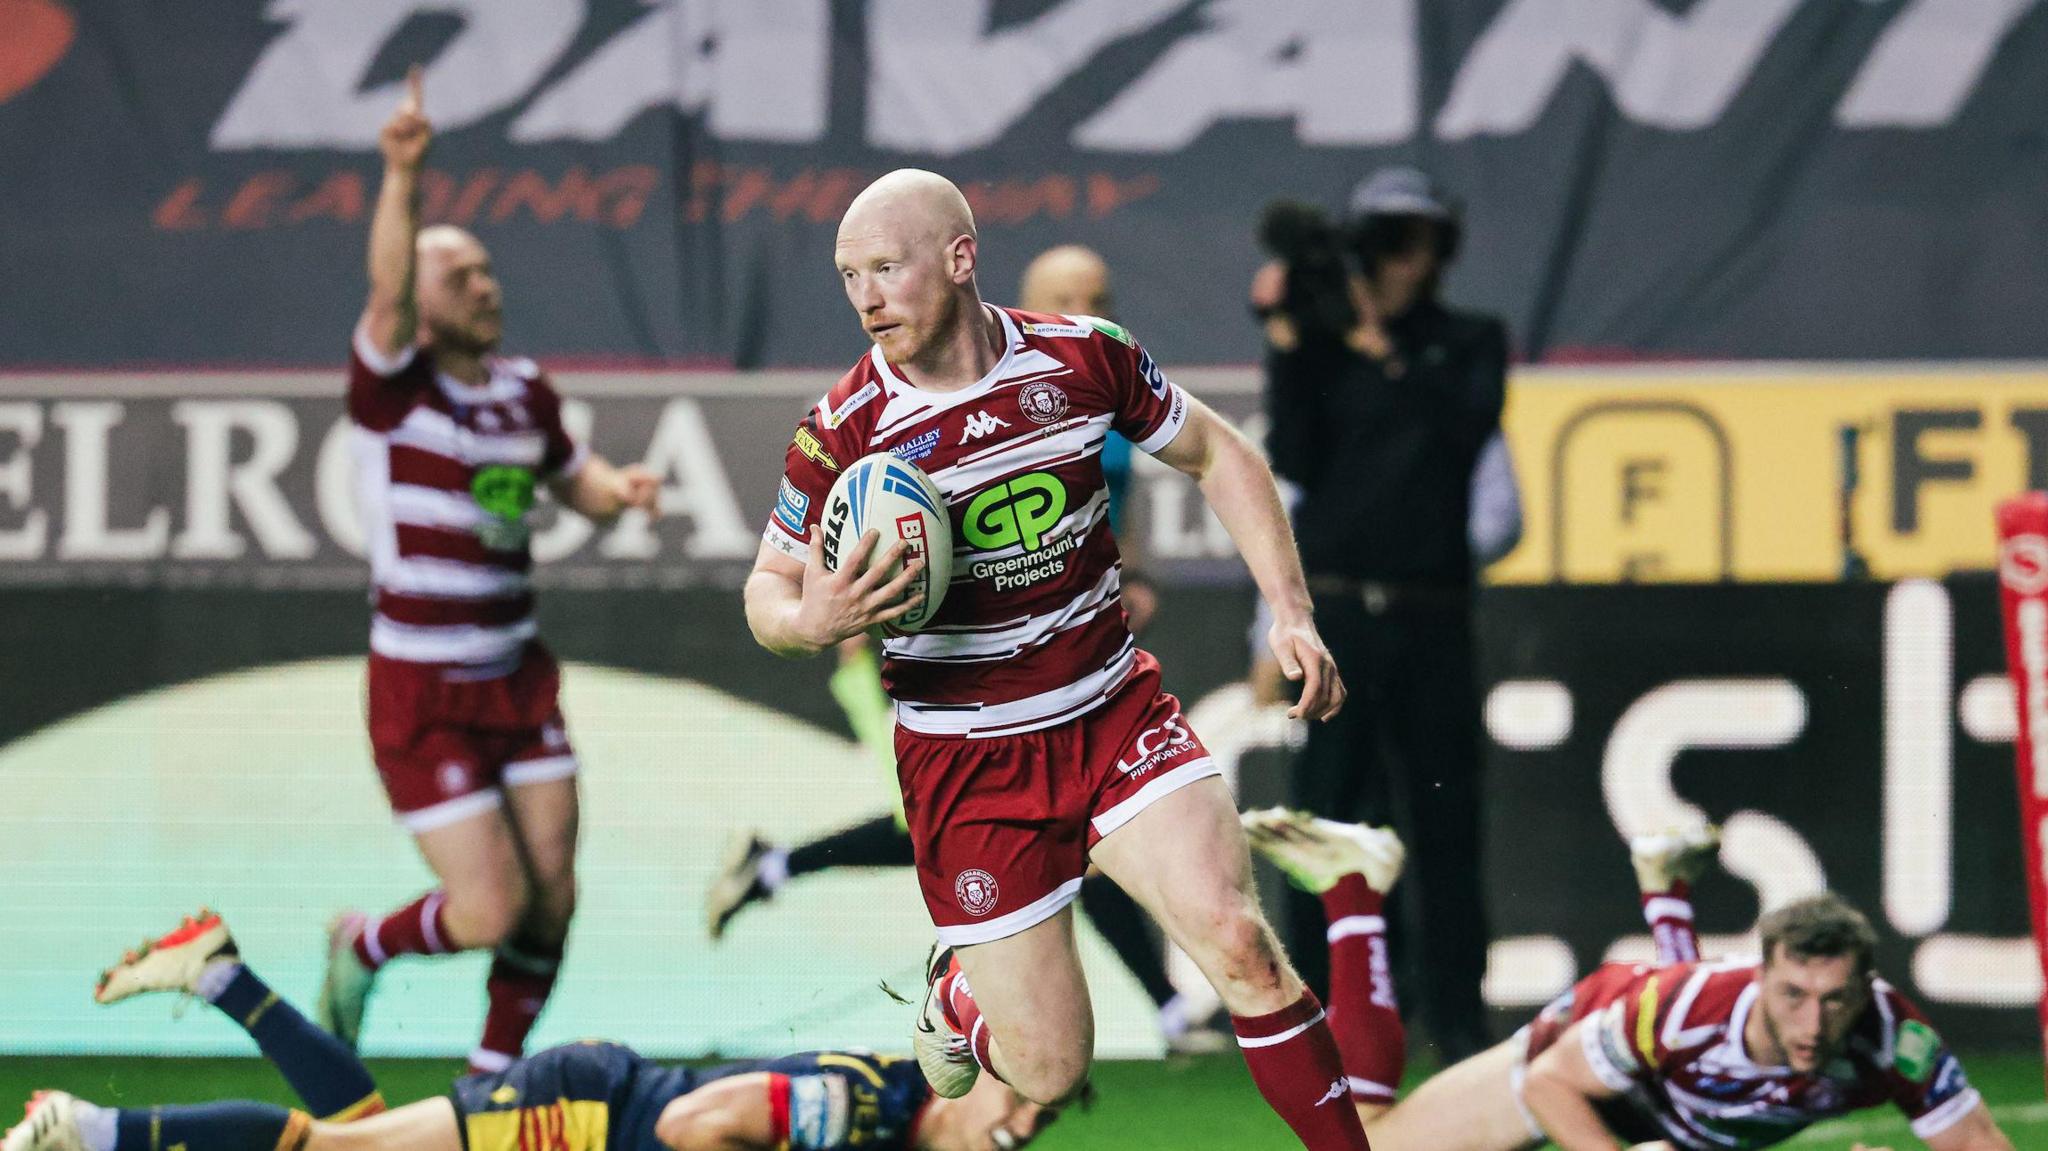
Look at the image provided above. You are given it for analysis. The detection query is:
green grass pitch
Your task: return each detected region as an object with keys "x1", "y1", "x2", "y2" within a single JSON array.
[{"x1": 2, "y1": 1052, "x2": 2041, "y2": 1150}]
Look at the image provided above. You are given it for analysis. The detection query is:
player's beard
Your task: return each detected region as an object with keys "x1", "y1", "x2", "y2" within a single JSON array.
[{"x1": 425, "y1": 311, "x2": 501, "y2": 357}]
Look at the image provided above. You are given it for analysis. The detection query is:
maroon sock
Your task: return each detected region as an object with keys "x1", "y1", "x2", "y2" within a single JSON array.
[
  {"x1": 941, "y1": 958, "x2": 1002, "y2": 1079},
  {"x1": 1233, "y1": 991, "x2": 1373, "y2": 1150},
  {"x1": 1322, "y1": 875, "x2": 1404, "y2": 1104},
  {"x1": 1641, "y1": 881, "x2": 1701, "y2": 964},
  {"x1": 352, "y1": 891, "x2": 451, "y2": 970},
  {"x1": 471, "y1": 941, "x2": 562, "y2": 1073}
]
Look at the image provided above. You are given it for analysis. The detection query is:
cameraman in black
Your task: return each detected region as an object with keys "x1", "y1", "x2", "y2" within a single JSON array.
[{"x1": 1251, "y1": 167, "x2": 1520, "y2": 1062}]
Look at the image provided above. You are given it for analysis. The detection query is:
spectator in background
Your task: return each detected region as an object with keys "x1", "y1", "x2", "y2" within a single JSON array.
[{"x1": 1249, "y1": 167, "x2": 1521, "y2": 1063}]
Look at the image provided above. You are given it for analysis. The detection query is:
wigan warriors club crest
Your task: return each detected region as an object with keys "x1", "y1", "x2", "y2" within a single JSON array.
[
  {"x1": 955, "y1": 869, "x2": 1000, "y2": 916},
  {"x1": 1017, "y1": 381, "x2": 1070, "y2": 425}
]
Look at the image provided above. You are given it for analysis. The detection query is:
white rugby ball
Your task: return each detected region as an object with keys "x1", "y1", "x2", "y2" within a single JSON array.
[{"x1": 820, "y1": 453, "x2": 953, "y2": 633}]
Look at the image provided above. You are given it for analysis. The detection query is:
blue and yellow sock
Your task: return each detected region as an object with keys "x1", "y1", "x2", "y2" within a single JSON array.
[
  {"x1": 109, "y1": 1104, "x2": 310, "y2": 1151},
  {"x1": 206, "y1": 965, "x2": 384, "y2": 1121}
]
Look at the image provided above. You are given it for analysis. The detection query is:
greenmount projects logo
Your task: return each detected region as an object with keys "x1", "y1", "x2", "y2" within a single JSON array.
[{"x1": 962, "y1": 473, "x2": 1081, "y2": 592}]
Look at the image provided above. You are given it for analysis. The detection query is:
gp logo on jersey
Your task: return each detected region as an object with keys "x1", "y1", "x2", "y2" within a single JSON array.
[
  {"x1": 963, "y1": 473, "x2": 1066, "y2": 552},
  {"x1": 471, "y1": 464, "x2": 537, "y2": 549},
  {"x1": 955, "y1": 869, "x2": 1000, "y2": 917},
  {"x1": 958, "y1": 410, "x2": 1010, "y2": 443}
]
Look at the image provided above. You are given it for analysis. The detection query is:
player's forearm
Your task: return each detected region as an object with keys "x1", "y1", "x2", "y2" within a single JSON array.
[
  {"x1": 557, "y1": 456, "x2": 629, "y2": 521},
  {"x1": 1197, "y1": 429, "x2": 1313, "y2": 625},
  {"x1": 744, "y1": 571, "x2": 828, "y2": 658},
  {"x1": 363, "y1": 163, "x2": 421, "y2": 353},
  {"x1": 1520, "y1": 1075, "x2": 1626, "y2": 1151}
]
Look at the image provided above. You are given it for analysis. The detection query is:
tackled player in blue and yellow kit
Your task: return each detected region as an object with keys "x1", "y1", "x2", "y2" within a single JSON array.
[{"x1": 4, "y1": 912, "x2": 1052, "y2": 1151}]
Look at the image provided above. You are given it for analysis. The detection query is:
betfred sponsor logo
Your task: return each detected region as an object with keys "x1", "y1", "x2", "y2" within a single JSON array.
[{"x1": 1116, "y1": 712, "x2": 1194, "y2": 778}]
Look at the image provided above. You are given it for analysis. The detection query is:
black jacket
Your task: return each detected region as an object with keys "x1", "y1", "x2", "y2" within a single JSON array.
[{"x1": 1264, "y1": 300, "x2": 1507, "y2": 586}]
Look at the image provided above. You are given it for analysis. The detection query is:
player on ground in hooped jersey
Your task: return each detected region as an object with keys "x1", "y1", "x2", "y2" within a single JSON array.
[
  {"x1": 1241, "y1": 813, "x2": 2016, "y2": 1151},
  {"x1": 322, "y1": 68, "x2": 660, "y2": 1072},
  {"x1": 744, "y1": 169, "x2": 1368, "y2": 1150}
]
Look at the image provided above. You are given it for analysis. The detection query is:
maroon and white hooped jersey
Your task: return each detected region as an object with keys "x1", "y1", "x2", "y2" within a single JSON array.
[
  {"x1": 1564, "y1": 957, "x2": 1980, "y2": 1150},
  {"x1": 763, "y1": 306, "x2": 1190, "y2": 738},
  {"x1": 347, "y1": 327, "x2": 585, "y2": 669}
]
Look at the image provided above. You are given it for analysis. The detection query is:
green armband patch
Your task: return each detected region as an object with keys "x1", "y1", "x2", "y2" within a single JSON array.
[
  {"x1": 1088, "y1": 317, "x2": 1135, "y2": 347},
  {"x1": 1895, "y1": 1019, "x2": 1940, "y2": 1083}
]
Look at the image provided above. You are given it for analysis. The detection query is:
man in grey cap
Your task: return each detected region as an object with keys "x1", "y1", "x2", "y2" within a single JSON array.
[{"x1": 1250, "y1": 166, "x2": 1521, "y2": 1062}]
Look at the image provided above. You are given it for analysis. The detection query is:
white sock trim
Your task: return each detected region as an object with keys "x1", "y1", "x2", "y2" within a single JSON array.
[
  {"x1": 1346, "y1": 1076, "x2": 1398, "y2": 1101},
  {"x1": 361, "y1": 917, "x2": 389, "y2": 967},
  {"x1": 468, "y1": 1047, "x2": 516, "y2": 1073},
  {"x1": 74, "y1": 1100, "x2": 117, "y2": 1151},
  {"x1": 195, "y1": 960, "x2": 244, "y2": 1003},
  {"x1": 420, "y1": 891, "x2": 447, "y2": 955},
  {"x1": 1327, "y1": 915, "x2": 1386, "y2": 943},
  {"x1": 1235, "y1": 1008, "x2": 1326, "y2": 1049},
  {"x1": 1643, "y1": 896, "x2": 1694, "y2": 923},
  {"x1": 759, "y1": 847, "x2": 792, "y2": 893}
]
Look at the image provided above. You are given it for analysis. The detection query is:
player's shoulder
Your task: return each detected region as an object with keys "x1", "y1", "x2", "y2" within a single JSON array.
[
  {"x1": 1629, "y1": 958, "x2": 1752, "y2": 1056},
  {"x1": 1006, "y1": 306, "x2": 1142, "y2": 355},
  {"x1": 1854, "y1": 976, "x2": 1944, "y2": 1064},
  {"x1": 810, "y1": 357, "x2": 888, "y2": 440}
]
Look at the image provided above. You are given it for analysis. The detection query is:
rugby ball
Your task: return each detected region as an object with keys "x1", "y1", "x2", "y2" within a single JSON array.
[{"x1": 819, "y1": 453, "x2": 953, "y2": 633}]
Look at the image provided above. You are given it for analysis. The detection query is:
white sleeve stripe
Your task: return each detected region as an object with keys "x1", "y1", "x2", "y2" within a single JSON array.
[
  {"x1": 1133, "y1": 384, "x2": 1190, "y2": 455},
  {"x1": 762, "y1": 523, "x2": 807, "y2": 559},
  {"x1": 1579, "y1": 1014, "x2": 1639, "y2": 1093},
  {"x1": 1909, "y1": 1088, "x2": 1982, "y2": 1139},
  {"x1": 353, "y1": 321, "x2": 419, "y2": 377}
]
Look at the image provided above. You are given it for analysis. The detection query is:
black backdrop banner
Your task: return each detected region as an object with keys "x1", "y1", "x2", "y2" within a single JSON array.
[
  {"x1": 2, "y1": 575, "x2": 2036, "y2": 1046},
  {"x1": 4, "y1": 0, "x2": 2046, "y2": 368}
]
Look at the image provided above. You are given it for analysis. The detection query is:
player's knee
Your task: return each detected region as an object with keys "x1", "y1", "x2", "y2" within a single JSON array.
[
  {"x1": 440, "y1": 880, "x2": 530, "y2": 949},
  {"x1": 1199, "y1": 904, "x2": 1291, "y2": 996},
  {"x1": 1004, "y1": 1046, "x2": 1092, "y2": 1108}
]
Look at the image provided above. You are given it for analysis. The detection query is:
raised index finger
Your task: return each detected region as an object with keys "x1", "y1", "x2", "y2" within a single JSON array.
[{"x1": 403, "y1": 64, "x2": 424, "y2": 113}]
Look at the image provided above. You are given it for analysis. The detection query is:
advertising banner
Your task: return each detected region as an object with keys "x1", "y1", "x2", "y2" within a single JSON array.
[
  {"x1": 4, "y1": 1, "x2": 2048, "y2": 368},
  {"x1": 1994, "y1": 494, "x2": 2048, "y2": 1085}
]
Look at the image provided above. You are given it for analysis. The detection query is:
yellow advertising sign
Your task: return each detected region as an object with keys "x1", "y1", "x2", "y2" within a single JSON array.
[{"x1": 1492, "y1": 367, "x2": 2048, "y2": 584}]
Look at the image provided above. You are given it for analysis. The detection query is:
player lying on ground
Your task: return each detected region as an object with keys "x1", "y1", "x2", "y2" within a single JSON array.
[
  {"x1": 2, "y1": 912, "x2": 1050, "y2": 1151},
  {"x1": 1241, "y1": 812, "x2": 2015, "y2": 1151}
]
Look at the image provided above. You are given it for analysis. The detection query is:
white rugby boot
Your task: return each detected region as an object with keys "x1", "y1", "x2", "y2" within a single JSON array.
[{"x1": 1242, "y1": 807, "x2": 1405, "y2": 895}]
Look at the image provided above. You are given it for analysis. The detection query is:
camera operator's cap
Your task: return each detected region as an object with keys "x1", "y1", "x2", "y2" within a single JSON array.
[{"x1": 1349, "y1": 166, "x2": 1457, "y2": 220}]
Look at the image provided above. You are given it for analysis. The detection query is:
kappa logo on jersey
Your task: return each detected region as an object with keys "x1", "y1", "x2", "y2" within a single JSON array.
[
  {"x1": 1116, "y1": 713, "x2": 1195, "y2": 777},
  {"x1": 773, "y1": 477, "x2": 810, "y2": 535},
  {"x1": 822, "y1": 381, "x2": 881, "y2": 429},
  {"x1": 1315, "y1": 1079, "x2": 1347, "y2": 1107},
  {"x1": 955, "y1": 869, "x2": 1000, "y2": 916},
  {"x1": 794, "y1": 426, "x2": 841, "y2": 472},
  {"x1": 1018, "y1": 381, "x2": 1070, "y2": 425},
  {"x1": 1136, "y1": 347, "x2": 1168, "y2": 399},
  {"x1": 892, "y1": 428, "x2": 941, "y2": 463},
  {"x1": 958, "y1": 410, "x2": 1010, "y2": 443}
]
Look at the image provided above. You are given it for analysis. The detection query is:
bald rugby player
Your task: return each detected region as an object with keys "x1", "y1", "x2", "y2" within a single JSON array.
[
  {"x1": 743, "y1": 170, "x2": 1370, "y2": 1150},
  {"x1": 321, "y1": 68, "x2": 660, "y2": 1071}
]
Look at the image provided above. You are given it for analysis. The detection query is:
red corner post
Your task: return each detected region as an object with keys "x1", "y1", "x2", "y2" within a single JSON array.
[{"x1": 1994, "y1": 492, "x2": 2048, "y2": 1094}]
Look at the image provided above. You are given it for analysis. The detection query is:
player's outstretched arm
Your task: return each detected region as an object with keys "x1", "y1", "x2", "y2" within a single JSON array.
[
  {"x1": 744, "y1": 529, "x2": 924, "y2": 658},
  {"x1": 1151, "y1": 395, "x2": 1343, "y2": 721},
  {"x1": 550, "y1": 455, "x2": 659, "y2": 521},
  {"x1": 652, "y1": 1074, "x2": 774, "y2": 1150},
  {"x1": 361, "y1": 65, "x2": 430, "y2": 361},
  {"x1": 1921, "y1": 1101, "x2": 2016, "y2": 1151},
  {"x1": 1520, "y1": 1020, "x2": 1631, "y2": 1151}
]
